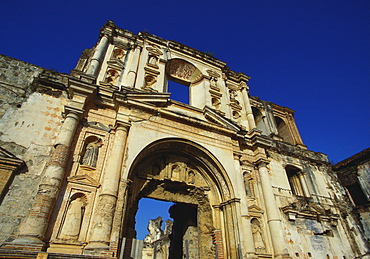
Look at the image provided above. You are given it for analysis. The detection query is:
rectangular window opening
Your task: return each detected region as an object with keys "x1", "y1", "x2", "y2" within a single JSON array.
[{"x1": 168, "y1": 80, "x2": 189, "y2": 105}]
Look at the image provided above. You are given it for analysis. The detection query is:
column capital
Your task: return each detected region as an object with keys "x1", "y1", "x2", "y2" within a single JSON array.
[
  {"x1": 240, "y1": 82, "x2": 250, "y2": 91},
  {"x1": 253, "y1": 158, "x2": 270, "y2": 168},
  {"x1": 111, "y1": 121, "x2": 131, "y2": 132},
  {"x1": 233, "y1": 152, "x2": 242, "y2": 161},
  {"x1": 64, "y1": 105, "x2": 84, "y2": 119}
]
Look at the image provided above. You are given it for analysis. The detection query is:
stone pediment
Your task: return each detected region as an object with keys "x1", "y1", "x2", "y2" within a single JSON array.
[
  {"x1": 203, "y1": 106, "x2": 241, "y2": 133},
  {"x1": 0, "y1": 147, "x2": 21, "y2": 160},
  {"x1": 82, "y1": 121, "x2": 111, "y2": 132},
  {"x1": 0, "y1": 147, "x2": 24, "y2": 169},
  {"x1": 67, "y1": 174, "x2": 100, "y2": 187},
  {"x1": 248, "y1": 204, "x2": 263, "y2": 213}
]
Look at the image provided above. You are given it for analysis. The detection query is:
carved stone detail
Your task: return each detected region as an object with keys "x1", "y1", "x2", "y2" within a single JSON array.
[
  {"x1": 59, "y1": 194, "x2": 87, "y2": 240},
  {"x1": 251, "y1": 218, "x2": 266, "y2": 253}
]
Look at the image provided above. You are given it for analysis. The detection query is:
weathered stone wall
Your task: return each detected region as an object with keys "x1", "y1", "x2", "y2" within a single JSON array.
[
  {"x1": 0, "y1": 55, "x2": 44, "y2": 119},
  {"x1": 0, "y1": 55, "x2": 69, "y2": 243},
  {"x1": 358, "y1": 161, "x2": 370, "y2": 242}
]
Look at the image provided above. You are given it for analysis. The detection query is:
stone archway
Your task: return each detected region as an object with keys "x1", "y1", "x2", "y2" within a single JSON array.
[{"x1": 120, "y1": 138, "x2": 235, "y2": 258}]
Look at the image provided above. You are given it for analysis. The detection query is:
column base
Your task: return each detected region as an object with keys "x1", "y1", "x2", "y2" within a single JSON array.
[
  {"x1": 1, "y1": 236, "x2": 45, "y2": 252},
  {"x1": 84, "y1": 241, "x2": 109, "y2": 251},
  {"x1": 243, "y1": 252, "x2": 258, "y2": 259},
  {"x1": 274, "y1": 253, "x2": 292, "y2": 259}
]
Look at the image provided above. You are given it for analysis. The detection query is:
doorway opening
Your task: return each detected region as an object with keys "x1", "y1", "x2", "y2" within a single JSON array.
[
  {"x1": 136, "y1": 198, "x2": 174, "y2": 241},
  {"x1": 134, "y1": 197, "x2": 198, "y2": 259}
]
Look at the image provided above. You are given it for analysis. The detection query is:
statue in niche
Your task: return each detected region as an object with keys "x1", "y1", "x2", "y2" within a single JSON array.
[
  {"x1": 171, "y1": 163, "x2": 186, "y2": 181},
  {"x1": 187, "y1": 170, "x2": 195, "y2": 184},
  {"x1": 210, "y1": 76, "x2": 218, "y2": 88},
  {"x1": 148, "y1": 55, "x2": 158, "y2": 66},
  {"x1": 82, "y1": 139, "x2": 102, "y2": 168},
  {"x1": 229, "y1": 89, "x2": 240, "y2": 105},
  {"x1": 243, "y1": 171, "x2": 255, "y2": 197},
  {"x1": 229, "y1": 89, "x2": 237, "y2": 99},
  {"x1": 251, "y1": 218, "x2": 266, "y2": 253},
  {"x1": 171, "y1": 164, "x2": 181, "y2": 181},
  {"x1": 59, "y1": 197, "x2": 85, "y2": 240}
]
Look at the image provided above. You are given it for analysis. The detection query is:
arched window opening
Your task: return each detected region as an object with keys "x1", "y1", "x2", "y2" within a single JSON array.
[
  {"x1": 285, "y1": 165, "x2": 309, "y2": 197},
  {"x1": 275, "y1": 116, "x2": 293, "y2": 144},
  {"x1": 252, "y1": 107, "x2": 268, "y2": 135}
]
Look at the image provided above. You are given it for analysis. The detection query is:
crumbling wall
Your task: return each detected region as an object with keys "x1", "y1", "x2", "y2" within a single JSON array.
[
  {"x1": 358, "y1": 160, "x2": 370, "y2": 243},
  {"x1": 0, "y1": 55, "x2": 44, "y2": 119},
  {"x1": 0, "y1": 55, "x2": 69, "y2": 243}
]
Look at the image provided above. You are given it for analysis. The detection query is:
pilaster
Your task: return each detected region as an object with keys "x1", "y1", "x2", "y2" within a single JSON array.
[
  {"x1": 233, "y1": 154, "x2": 257, "y2": 258},
  {"x1": 86, "y1": 34, "x2": 110, "y2": 77},
  {"x1": 241, "y1": 85, "x2": 256, "y2": 131},
  {"x1": 255, "y1": 159, "x2": 291, "y2": 259}
]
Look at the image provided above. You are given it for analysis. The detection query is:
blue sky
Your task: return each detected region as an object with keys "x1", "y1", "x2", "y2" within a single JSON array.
[{"x1": 1, "y1": 0, "x2": 369, "y2": 239}]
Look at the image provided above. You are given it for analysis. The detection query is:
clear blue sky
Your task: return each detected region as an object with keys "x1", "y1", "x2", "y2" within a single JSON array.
[{"x1": 1, "y1": 0, "x2": 369, "y2": 239}]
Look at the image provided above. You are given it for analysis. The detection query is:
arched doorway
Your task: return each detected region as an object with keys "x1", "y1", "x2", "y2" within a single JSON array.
[{"x1": 120, "y1": 138, "x2": 236, "y2": 258}]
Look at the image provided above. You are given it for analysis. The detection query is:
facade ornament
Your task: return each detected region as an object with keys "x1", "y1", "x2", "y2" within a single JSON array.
[
  {"x1": 251, "y1": 218, "x2": 266, "y2": 253},
  {"x1": 146, "y1": 46, "x2": 162, "y2": 69},
  {"x1": 104, "y1": 69, "x2": 120, "y2": 85},
  {"x1": 207, "y1": 69, "x2": 220, "y2": 90},
  {"x1": 143, "y1": 74, "x2": 158, "y2": 91},
  {"x1": 81, "y1": 138, "x2": 102, "y2": 168},
  {"x1": 243, "y1": 171, "x2": 255, "y2": 197},
  {"x1": 187, "y1": 170, "x2": 196, "y2": 185},
  {"x1": 112, "y1": 48, "x2": 125, "y2": 60},
  {"x1": 148, "y1": 55, "x2": 158, "y2": 66}
]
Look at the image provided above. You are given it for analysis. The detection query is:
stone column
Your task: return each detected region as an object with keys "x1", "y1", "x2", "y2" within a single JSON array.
[
  {"x1": 86, "y1": 35, "x2": 109, "y2": 76},
  {"x1": 256, "y1": 159, "x2": 290, "y2": 259},
  {"x1": 241, "y1": 86, "x2": 256, "y2": 131},
  {"x1": 125, "y1": 46, "x2": 141, "y2": 88},
  {"x1": 298, "y1": 173, "x2": 310, "y2": 197},
  {"x1": 85, "y1": 122, "x2": 130, "y2": 250},
  {"x1": 13, "y1": 108, "x2": 82, "y2": 245},
  {"x1": 286, "y1": 114, "x2": 305, "y2": 147}
]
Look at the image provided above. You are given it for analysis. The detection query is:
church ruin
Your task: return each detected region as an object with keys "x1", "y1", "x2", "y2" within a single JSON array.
[{"x1": 0, "y1": 21, "x2": 369, "y2": 258}]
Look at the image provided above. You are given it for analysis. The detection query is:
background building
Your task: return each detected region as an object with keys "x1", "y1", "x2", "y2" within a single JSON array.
[{"x1": 0, "y1": 21, "x2": 369, "y2": 258}]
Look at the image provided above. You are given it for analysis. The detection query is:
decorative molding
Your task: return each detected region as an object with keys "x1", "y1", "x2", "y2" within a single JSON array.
[
  {"x1": 67, "y1": 174, "x2": 101, "y2": 188},
  {"x1": 203, "y1": 106, "x2": 240, "y2": 133}
]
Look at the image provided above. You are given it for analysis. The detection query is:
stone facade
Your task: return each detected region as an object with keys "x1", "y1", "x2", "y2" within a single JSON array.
[
  {"x1": 334, "y1": 148, "x2": 370, "y2": 254},
  {"x1": 0, "y1": 21, "x2": 368, "y2": 258}
]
